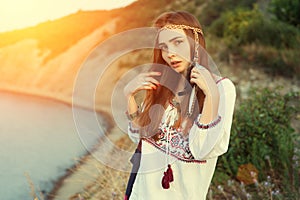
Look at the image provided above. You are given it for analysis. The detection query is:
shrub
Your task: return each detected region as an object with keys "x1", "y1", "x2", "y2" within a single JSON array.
[
  {"x1": 210, "y1": 6, "x2": 300, "y2": 49},
  {"x1": 269, "y1": 0, "x2": 300, "y2": 28},
  {"x1": 241, "y1": 44, "x2": 300, "y2": 77},
  {"x1": 214, "y1": 87, "x2": 300, "y2": 199},
  {"x1": 210, "y1": 6, "x2": 300, "y2": 77},
  {"x1": 198, "y1": 0, "x2": 257, "y2": 26}
]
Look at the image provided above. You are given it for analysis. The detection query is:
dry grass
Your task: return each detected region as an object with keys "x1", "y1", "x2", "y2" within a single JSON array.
[{"x1": 68, "y1": 136, "x2": 136, "y2": 200}]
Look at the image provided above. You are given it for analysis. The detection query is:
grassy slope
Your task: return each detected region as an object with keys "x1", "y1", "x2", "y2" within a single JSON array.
[
  {"x1": 0, "y1": 0, "x2": 173, "y2": 110},
  {"x1": 0, "y1": 0, "x2": 171, "y2": 60}
]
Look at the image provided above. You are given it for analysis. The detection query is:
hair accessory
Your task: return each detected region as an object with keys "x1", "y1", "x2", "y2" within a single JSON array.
[{"x1": 161, "y1": 24, "x2": 203, "y2": 43}]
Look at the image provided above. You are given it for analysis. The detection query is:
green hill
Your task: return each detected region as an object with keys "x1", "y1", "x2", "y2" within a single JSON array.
[{"x1": 0, "y1": 0, "x2": 172, "y2": 60}]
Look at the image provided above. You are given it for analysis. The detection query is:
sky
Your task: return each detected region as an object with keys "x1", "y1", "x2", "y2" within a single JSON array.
[{"x1": 0, "y1": 0, "x2": 137, "y2": 33}]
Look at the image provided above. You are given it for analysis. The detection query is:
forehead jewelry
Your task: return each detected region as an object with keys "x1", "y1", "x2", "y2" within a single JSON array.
[{"x1": 161, "y1": 24, "x2": 204, "y2": 116}]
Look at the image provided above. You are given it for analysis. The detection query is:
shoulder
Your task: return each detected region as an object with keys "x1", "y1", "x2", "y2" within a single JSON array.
[{"x1": 216, "y1": 77, "x2": 236, "y2": 95}]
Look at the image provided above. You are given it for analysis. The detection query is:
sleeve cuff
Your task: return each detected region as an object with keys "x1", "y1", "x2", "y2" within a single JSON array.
[
  {"x1": 129, "y1": 121, "x2": 140, "y2": 133},
  {"x1": 194, "y1": 114, "x2": 222, "y2": 129}
]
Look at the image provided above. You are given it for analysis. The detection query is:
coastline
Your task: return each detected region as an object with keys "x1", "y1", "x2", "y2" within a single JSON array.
[
  {"x1": 0, "y1": 86, "x2": 107, "y2": 114},
  {"x1": 47, "y1": 122, "x2": 134, "y2": 200},
  {"x1": 0, "y1": 88, "x2": 123, "y2": 199},
  {"x1": 45, "y1": 104, "x2": 114, "y2": 200}
]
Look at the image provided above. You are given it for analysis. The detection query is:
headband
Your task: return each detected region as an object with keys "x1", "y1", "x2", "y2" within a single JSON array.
[{"x1": 161, "y1": 24, "x2": 203, "y2": 44}]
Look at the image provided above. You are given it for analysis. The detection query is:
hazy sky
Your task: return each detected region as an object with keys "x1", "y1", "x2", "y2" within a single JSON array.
[{"x1": 0, "y1": 0, "x2": 136, "y2": 32}]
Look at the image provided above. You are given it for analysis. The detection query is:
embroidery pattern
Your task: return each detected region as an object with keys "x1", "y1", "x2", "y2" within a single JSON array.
[
  {"x1": 144, "y1": 123, "x2": 206, "y2": 164},
  {"x1": 129, "y1": 122, "x2": 139, "y2": 134},
  {"x1": 195, "y1": 115, "x2": 222, "y2": 129},
  {"x1": 216, "y1": 77, "x2": 227, "y2": 84}
]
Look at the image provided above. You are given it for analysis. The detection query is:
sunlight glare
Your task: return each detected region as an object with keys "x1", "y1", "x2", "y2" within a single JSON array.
[{"x1": 0, "y1": 0, "x2": 136, "y2": 32}]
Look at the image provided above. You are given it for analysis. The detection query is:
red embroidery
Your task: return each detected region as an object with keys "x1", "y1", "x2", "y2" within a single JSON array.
[
  {"x1": 195, "y1": 115, "x2": 222, "y2": 129},
  {"x1": 143, "y1": 126, "x2": 206, "y2": 164},
  {"x1": 216, "y1": 77, "x2": 227, "y2": 84},
  {"x1": 129, "y1": 122, "x2": 139, "y2": 133}
]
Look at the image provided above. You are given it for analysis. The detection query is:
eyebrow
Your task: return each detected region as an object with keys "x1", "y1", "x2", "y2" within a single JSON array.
[{"x1": 158, "y1": 36, "x2": 184, "y2": 46}]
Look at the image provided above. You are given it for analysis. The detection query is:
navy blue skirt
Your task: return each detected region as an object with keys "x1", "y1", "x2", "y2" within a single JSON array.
[{"x1": 124, "y1": 141, "x2": 142, "y2": 200}]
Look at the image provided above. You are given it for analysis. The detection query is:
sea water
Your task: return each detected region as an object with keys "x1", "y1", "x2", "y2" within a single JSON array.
[{"x1": 0, "y1": 91, "x2": 106, "y2": 200}]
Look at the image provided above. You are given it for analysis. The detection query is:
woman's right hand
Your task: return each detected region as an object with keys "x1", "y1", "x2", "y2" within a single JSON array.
[{"x1": 124, "y1": 71, "x2": 161, "y2": 98}]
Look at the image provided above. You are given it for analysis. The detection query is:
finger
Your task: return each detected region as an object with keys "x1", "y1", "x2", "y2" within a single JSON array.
[
  {"x1": 191, "y1": 67, "x2": 201, "y2": 74},
  {"x1": 190, "y1": 71, "x2": 201, "y2": 79},
  {"x1": 190, "y1": 77, "x2": 197, "y2": 85},
  {"x1": 141, "y1": 82, "x2": 158, "y2": 90},
  {"x1": 145, "y1": 77, "x2": 160, "y2": 86},
  {"x1": 143, "y1": 84, "x2": 157, "y2": 90},
  {"x1": 147, "y1": 71, "x2": 162, "y2": 76}
]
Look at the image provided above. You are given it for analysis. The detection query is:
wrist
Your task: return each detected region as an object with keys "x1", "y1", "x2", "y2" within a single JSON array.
[
  {"x1": 126, "y1": 109, "x2": 140, "y2": 121},
  {"x1": 203, "y1": 85, "x2": 219, "y2": 99}
]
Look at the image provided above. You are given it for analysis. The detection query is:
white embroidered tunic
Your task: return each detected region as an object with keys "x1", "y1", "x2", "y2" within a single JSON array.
[{"x1": 127, "y1": 78, "x2": 236, "y2": 200}]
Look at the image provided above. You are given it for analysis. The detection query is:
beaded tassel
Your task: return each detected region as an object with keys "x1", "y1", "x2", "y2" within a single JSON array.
[
  {"x1": 162, "y1": 164, "x2": 174, "y2": 189},
  {"x1": 161, "y1": 104, "x2": 177, "y2": 189}
]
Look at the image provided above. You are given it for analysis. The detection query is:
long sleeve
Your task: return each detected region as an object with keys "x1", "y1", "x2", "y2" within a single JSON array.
[{"x1": 189, "y1": 78, "x2": 236, "y2": 160}]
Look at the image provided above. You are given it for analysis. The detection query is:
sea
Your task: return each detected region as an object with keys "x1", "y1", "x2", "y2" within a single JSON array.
[{"x1": 0, "y1": 91, "x2": 106, "y2": 200}]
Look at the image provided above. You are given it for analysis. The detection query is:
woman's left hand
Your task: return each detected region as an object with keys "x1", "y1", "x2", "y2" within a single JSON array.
[{"x1": 190, "y1": 65, "x2": 218, "y2": 96}]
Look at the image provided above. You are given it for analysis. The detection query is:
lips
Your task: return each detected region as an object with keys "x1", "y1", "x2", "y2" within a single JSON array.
[{"x1": 170, "y1": 60, "x2": 182, "y2": 68}]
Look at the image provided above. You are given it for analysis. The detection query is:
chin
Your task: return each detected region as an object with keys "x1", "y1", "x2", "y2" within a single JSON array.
[
  {"x1": 176, "y1": 67, "x2": 188, "y2": 74},
  {"x1": 174, "y1": 68, "x2": 183, "y2": 74}
]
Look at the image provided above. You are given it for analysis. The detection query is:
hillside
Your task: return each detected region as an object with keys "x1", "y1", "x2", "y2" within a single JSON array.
[{"x1": 0, "y1": 0, "x2": 172, "y2": 112}]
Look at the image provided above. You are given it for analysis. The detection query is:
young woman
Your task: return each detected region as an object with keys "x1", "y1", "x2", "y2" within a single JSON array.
[{"x1": 123, "y1": 11, "x2": 236, "y2": 200}]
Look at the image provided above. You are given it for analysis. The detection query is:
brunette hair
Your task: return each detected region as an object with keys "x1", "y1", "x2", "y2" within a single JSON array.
[{"x1": 137, "y1": 11, "x2": 208, "y2": 138}]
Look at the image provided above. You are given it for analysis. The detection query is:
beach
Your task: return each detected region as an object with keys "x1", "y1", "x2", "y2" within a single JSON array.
[{"x1": 48, "y1": 125, "x2": 135, "y2": 200}]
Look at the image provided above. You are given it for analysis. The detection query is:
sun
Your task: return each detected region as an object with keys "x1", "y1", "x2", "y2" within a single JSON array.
[{"x1": 0, "y1": 0, "x2": 136, "y2": 33}]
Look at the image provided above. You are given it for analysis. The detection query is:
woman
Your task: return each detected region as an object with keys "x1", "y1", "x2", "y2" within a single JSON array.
[{"x1": 123, "y1": 11, "x2": 236, "y2": 200}]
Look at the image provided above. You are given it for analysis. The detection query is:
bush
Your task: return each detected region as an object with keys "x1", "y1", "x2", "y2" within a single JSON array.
[
  {"x1": 269, "y1": 0, "x2": 300, "y2": 28},
  {"x1": 241, "y1": 44, "x2": 300, "y2": 77},
  {"x1": 198, "y1": 0, "x2": 257, "y2": 26},
  {"x1": 210, "y1": 6, "x2": 300, "y2": 77},
  {"x1": 214, "y1": 88, "x2": 300, "y2": 199},
  {"x1": 210, "y1": 6, "x2": 300, "y2": 49}
]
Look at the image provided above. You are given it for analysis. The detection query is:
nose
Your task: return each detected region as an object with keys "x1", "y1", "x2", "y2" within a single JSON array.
[{"x1": 167, "y1": 49, "x2": 176, "y2": 58}]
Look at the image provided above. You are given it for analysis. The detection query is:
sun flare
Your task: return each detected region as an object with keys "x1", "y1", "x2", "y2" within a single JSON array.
[{"x1": 0, "y1": 0, "x2": 136, "y2": 32}]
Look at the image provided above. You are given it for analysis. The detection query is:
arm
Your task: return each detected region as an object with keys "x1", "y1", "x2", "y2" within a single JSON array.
[
  {"x1": 124, "y1": 71, "x2": 161, "y2": 142},
  {"x1": 189, "y1": 79, "x2": 236, "y2": 160}
]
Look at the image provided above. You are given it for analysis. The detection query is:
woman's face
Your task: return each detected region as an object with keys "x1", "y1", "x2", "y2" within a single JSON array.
[{"x1": 158, "y1": 28, "x2": 191, "y2": 74}]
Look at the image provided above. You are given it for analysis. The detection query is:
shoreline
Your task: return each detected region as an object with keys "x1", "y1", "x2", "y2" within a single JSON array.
[
  {"x1": 47, "y1": 124, "x2": 133, "y2": 200},
  {"x1": 0, "y1": 87, "x2": 118, "y2": 199},
  {"x1": 46, "y1": 106, "x2": 115, "y2": 200},
  {"x1": 0, "y1": 86, "x2": 109, "y2": 114}
]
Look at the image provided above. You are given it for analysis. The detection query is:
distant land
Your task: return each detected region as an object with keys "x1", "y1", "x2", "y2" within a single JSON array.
[{"x1": 0, "y1": 0, "x2": 172, "y2": 112}]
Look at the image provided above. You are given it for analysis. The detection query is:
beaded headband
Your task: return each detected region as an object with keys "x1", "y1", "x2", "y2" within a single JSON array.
[{"x1": 161, "y1": 24, "x2": 203, "y2": 44}]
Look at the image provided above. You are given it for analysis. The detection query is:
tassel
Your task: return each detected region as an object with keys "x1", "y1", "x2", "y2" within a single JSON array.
[
  {"x1": 161, "y1": 171, "x2": 170, "y2": 189},
  {"x1": 167, "y1": 164, "x2": 173, "y2": 182},
  {"x1": 161, "y1": 164, "x2": 174, "y2": 189}
]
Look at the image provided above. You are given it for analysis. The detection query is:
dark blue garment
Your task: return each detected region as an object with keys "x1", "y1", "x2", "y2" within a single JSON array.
[{"x1": 125, "y1": 142, "x2": 142, "y2": 199}]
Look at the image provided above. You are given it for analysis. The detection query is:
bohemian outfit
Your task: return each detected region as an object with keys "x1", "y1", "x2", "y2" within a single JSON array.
[{"x1": 125, "y1": 77, "x2": 236, "y2": 200}]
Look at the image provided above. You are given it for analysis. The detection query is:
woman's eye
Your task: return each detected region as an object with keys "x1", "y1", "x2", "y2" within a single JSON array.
[
  {"x1": 174, "y1": 40, "x2": 183, "y2": 45},
  {"x1": 159, "y1": 45, "x2": 168, "y2": 51}
]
